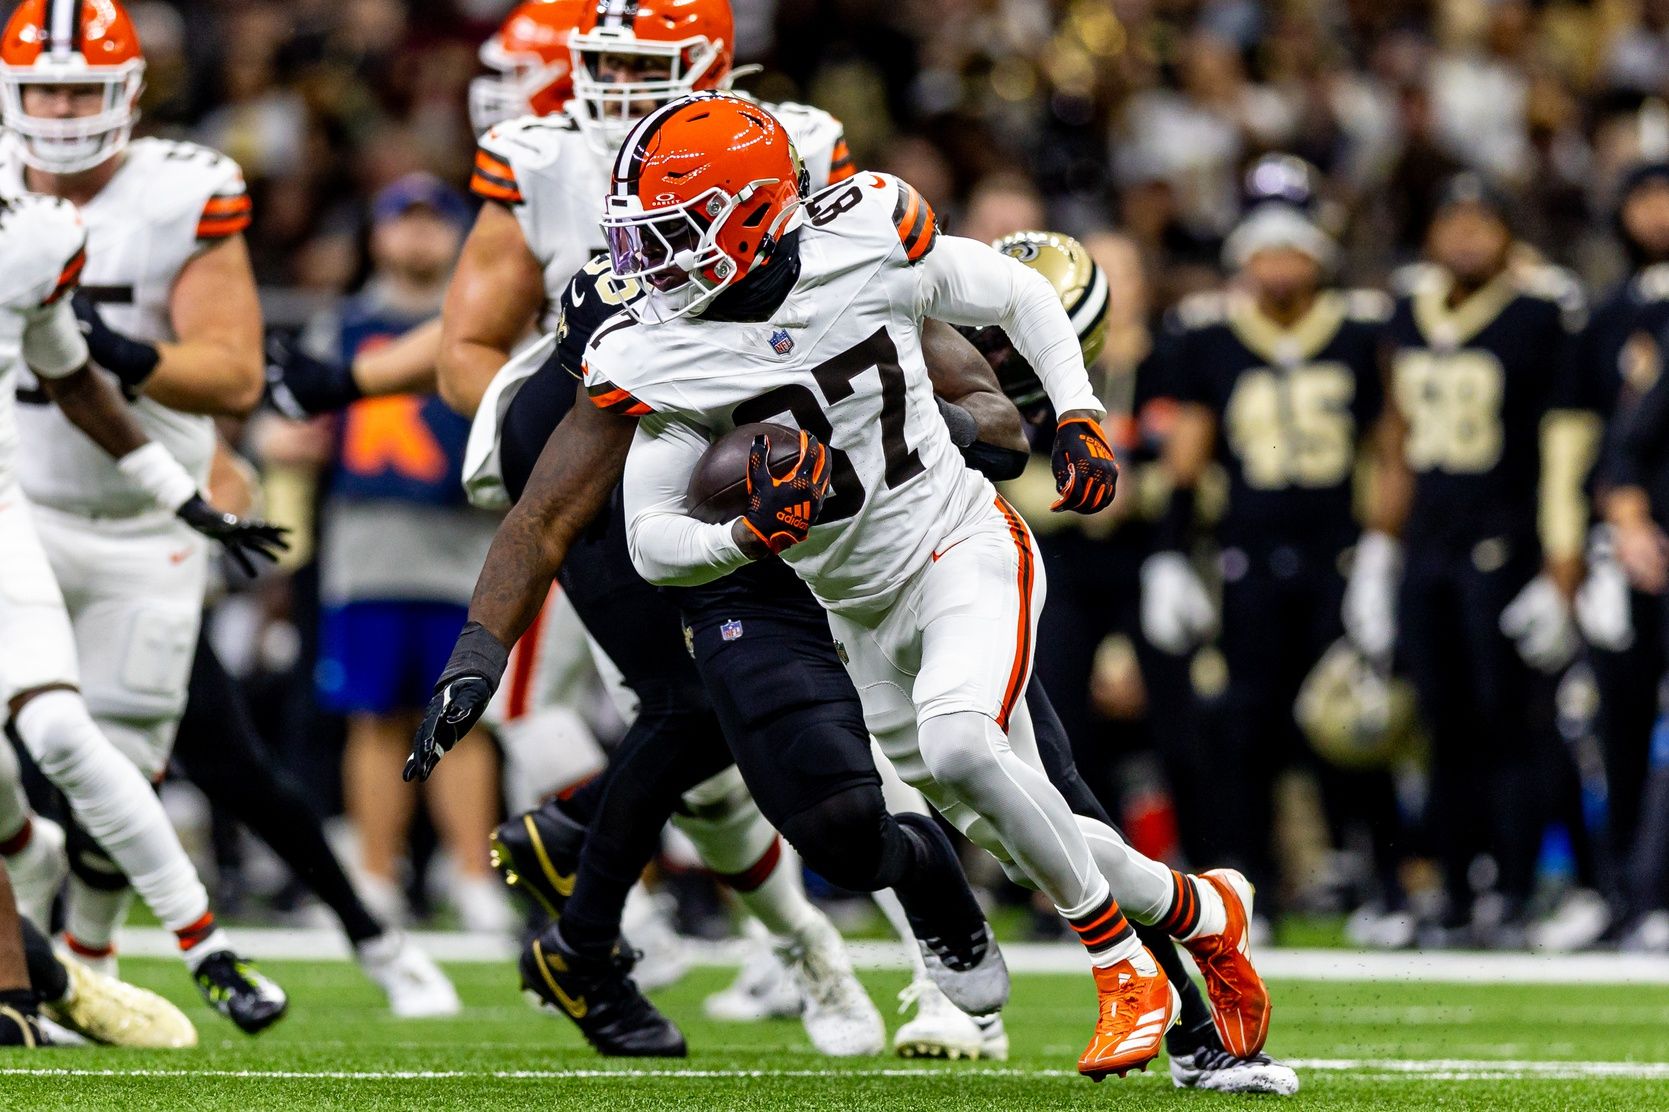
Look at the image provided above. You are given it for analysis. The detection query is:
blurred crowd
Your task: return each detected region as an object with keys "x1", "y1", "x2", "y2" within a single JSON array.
[
  {"x1": 53, "y1": 0, "x2": 1669, "y2": 952},
  {"x1": 103, "y1": 0, "x2": 1669, "y2": 300}
]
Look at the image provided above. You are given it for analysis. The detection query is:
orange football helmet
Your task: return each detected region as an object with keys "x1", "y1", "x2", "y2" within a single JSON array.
[
  {"x1": 469, "y1": 0, "x2": 585, "y2": 135},
  {"x1": 602, "y1": 93, "x2": 800, "y2": 322},
  {"x1": 1, "y1": 0, "x2": 145, "y2": 173},
  {"x1": 569, "y1": 0, "x2": 733, "y2": 151}
]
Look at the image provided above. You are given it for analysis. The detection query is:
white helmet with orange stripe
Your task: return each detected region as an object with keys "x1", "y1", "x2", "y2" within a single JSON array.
[{"x1": 0, "y1": 0, "x2": 146, "y2": 174}]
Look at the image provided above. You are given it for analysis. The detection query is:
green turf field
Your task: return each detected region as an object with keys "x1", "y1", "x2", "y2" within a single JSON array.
[{"x1": 3, "y1": 957, "x2": 1666, "y2": 1110}]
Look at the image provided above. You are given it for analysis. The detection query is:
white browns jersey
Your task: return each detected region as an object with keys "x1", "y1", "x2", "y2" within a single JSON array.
[
  {"x1": 469, "y1": 98, "x2": 852, "y2": 332},
  {"x1": 593, "y1": 174, "x2": 991, "y2": 620},
  {"x1": 0, "y1": 136, "x2": 252, "y2": 516},
  {"x1": 0, "y1": 191, "x2": 87, "y2": 482}
]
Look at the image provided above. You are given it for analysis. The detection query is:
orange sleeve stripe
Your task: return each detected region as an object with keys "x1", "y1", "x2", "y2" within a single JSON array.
[
  {"x1": 891, "y1": 181, "x2": 937, "y2": 262},
  {"x1": 827, "y1": 138, "x2": 855, "y2": 183},
  {"x1": 475, "y1": 149, "x2": 517, "y2": 181},
  {"x1": 893, "y1": 188, "x2": 920, "y2": 245},
  {"x1": 196, "y1": 213, "x2": 252, "y2": 239},
  {"x1": 469, "y1": 171, "x2": 524, "y2": 204},
  {"x1": 42, "y1": 248, "x2": 85, "y2": 305},
  {"x1": 202, "y1": 194, "x2": 252, "y2": 217},
  {"x1": 903, "y1": 199, "x2": 936, "y2": 262},
  {"x1": 586, "y1": 382, "x2": 653, "y2": 416}
]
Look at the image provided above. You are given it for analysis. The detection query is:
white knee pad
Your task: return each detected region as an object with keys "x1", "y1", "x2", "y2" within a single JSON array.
[
  {"x1": 917, "y1": 710, "x2": 1007, "y2": 797},
  {"x1": 13, "y1": 690, "x2": 113, "y2": 782}
]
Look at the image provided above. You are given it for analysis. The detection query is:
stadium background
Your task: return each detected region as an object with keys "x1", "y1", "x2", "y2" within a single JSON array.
[{"x1": 9, "y1": 0, "x2": 1666, "y2": 949}]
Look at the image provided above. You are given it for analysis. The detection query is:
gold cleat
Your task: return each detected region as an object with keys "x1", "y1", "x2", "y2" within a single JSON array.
[{"x1": 45, "y1": 952, "x2": 198, "y2": 1048}]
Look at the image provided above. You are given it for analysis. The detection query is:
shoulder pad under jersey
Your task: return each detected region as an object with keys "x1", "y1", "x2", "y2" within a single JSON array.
[
  {"x1": 127, "y1": 138, "x2": 251, "y2": 242},
  {"x1": 803, "y1": 171, "x2": 937, "y2": 265}
]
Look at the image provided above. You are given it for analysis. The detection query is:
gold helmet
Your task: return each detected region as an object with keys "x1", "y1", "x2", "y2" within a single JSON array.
[
  {"x1": 965, "y1": 230, "x2": 1109, "y2": 413},
  {"x1": 1295, "y1": 640, "x2": 1424, "y2": 770}
]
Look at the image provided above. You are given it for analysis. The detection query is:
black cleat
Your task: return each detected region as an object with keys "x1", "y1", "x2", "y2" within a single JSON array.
[
  {"x1": 519, "y1": 927, "x2": 686, "y2": 1057},
  {"x1": 491, "y1": 801, "x2": 586, "y2": 921},
  {"x1": 0, "y1": 1003, "x2": 47, "y2": 1047},
  {"x1": 193, "y1": 951, "x2": 288, "y2": 1035}
]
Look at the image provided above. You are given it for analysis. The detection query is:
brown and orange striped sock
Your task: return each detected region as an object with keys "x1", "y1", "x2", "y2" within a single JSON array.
[
  {"x1": 1156, "y1": 870, "x2": 1201, "y2": 939},
  {"x1": 1067, "y1": 892, "x2": 1141, "y2": 967},
  {"x1": 1156, "y1": 870, "x2": 1226, "y2": 940}
]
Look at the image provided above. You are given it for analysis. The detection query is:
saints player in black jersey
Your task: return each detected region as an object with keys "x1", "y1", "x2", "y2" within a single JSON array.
[
  {"x1": 1347, "y1": 174, "x2": 1598, "y2": 945},
  {"x1": 1603, "y1": 305, "x2": 1669, "y2": 948},
  {"x1": 1569, "y1": 151, "x2": 1669, "y2": 943},
  {"x1": 1141, "y1": 156, "x2": 1405, "y2": 921}
]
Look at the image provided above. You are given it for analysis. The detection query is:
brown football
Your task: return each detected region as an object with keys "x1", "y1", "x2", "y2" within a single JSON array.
[{"x1": 687, "y1": 421, "x2": 803, "y2": 524}]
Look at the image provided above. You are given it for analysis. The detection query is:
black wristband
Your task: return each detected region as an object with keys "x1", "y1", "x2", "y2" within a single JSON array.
[
  {"x1": 1156, "y1": 483, "x2": 1197, "y2": 553},
  {"x1": 962, "y1": 440, "x2": 1030, "y2": 481},
  {"x1": 436, "y1": 621, "x2": 511, "y2": 691}
]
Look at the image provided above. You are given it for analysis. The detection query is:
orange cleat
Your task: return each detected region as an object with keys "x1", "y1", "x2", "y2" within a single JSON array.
[
  {"x1": 1077, "y1": 953, "x2": 1180, "y2": 1082},
  {"x1": 1179, "y1": 869, "x2": 1271, "y2": 1057}
]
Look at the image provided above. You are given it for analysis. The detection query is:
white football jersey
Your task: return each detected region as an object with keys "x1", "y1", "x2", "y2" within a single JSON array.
[
  {"x1": 0, "y1": 136, "x2": 252, "y2": 516},
  {"x1": 593, "y1": 173, "x2": 990, "y2": 619},
  {"x1": 0, "y1": 191, "x2": 86, "y2": 482},
  {"x1": 470, "y1": 98, "x2": 851, "y2": 332}
]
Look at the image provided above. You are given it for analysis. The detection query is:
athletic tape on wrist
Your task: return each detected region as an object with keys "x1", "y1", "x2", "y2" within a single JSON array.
[
  {"x1": 116, "y1": 441, "x2": 198, "y2": 512},
  {"x1": 436, "y1": 621, "x2": 511, "y2": 691}
]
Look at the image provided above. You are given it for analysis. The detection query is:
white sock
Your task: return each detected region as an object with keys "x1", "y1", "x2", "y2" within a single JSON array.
[
  {"x1": 734, "y1": 840, "x2": 821, "y2": 939},
  {"x1": 63, "y1": 872, "x2": 132, "y2": 955},
  {"x1": 1183, "y1": 876, "x2": 1227, "y2": 941},
  {"x1": 181, "y1": 927, "x2": 231, "y2": 972},
  {"x1": 13, "y1": 691, "x2": 211, "y2": 934}
]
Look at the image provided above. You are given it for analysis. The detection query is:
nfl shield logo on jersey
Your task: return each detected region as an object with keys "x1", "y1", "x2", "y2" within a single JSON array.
[
  {"x1": 768, "y1": 329, "x2": 794, "y2": 356},
  {"x1": 721, "y1": 619, "x2": 745, "y2": 641}
]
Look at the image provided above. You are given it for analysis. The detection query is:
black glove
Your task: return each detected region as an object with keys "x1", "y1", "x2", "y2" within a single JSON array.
[
  {"x1": 405, "y1": 675, "x2": 495, "y2": 783},
  {"x1": 73, "y1": 294, "x2": 160, "y2": 393},
  {"x1": 175, "y1": 495, "x2": 290, "y2": 577},
  {"x1": 741, "y1": 429, "x2": 831, "y2": 555},
  {"x1": 264, "y1": 333, "x2": 362, "y2": 419},
  {"x1": 404, "y1": 622, "x2": 511, "y2": 782},
  {"x1": 1050, "y1": 416, "x2": 1119, "y2": 514}
]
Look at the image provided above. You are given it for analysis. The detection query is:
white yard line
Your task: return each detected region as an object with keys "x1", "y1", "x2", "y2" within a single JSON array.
[
  {"x1": 110, "y1": 927, "x2": 1669, "y2": 983},
  {"x1": 0, "y1": 1059, "x2": 1666, "y2": 1081}
]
